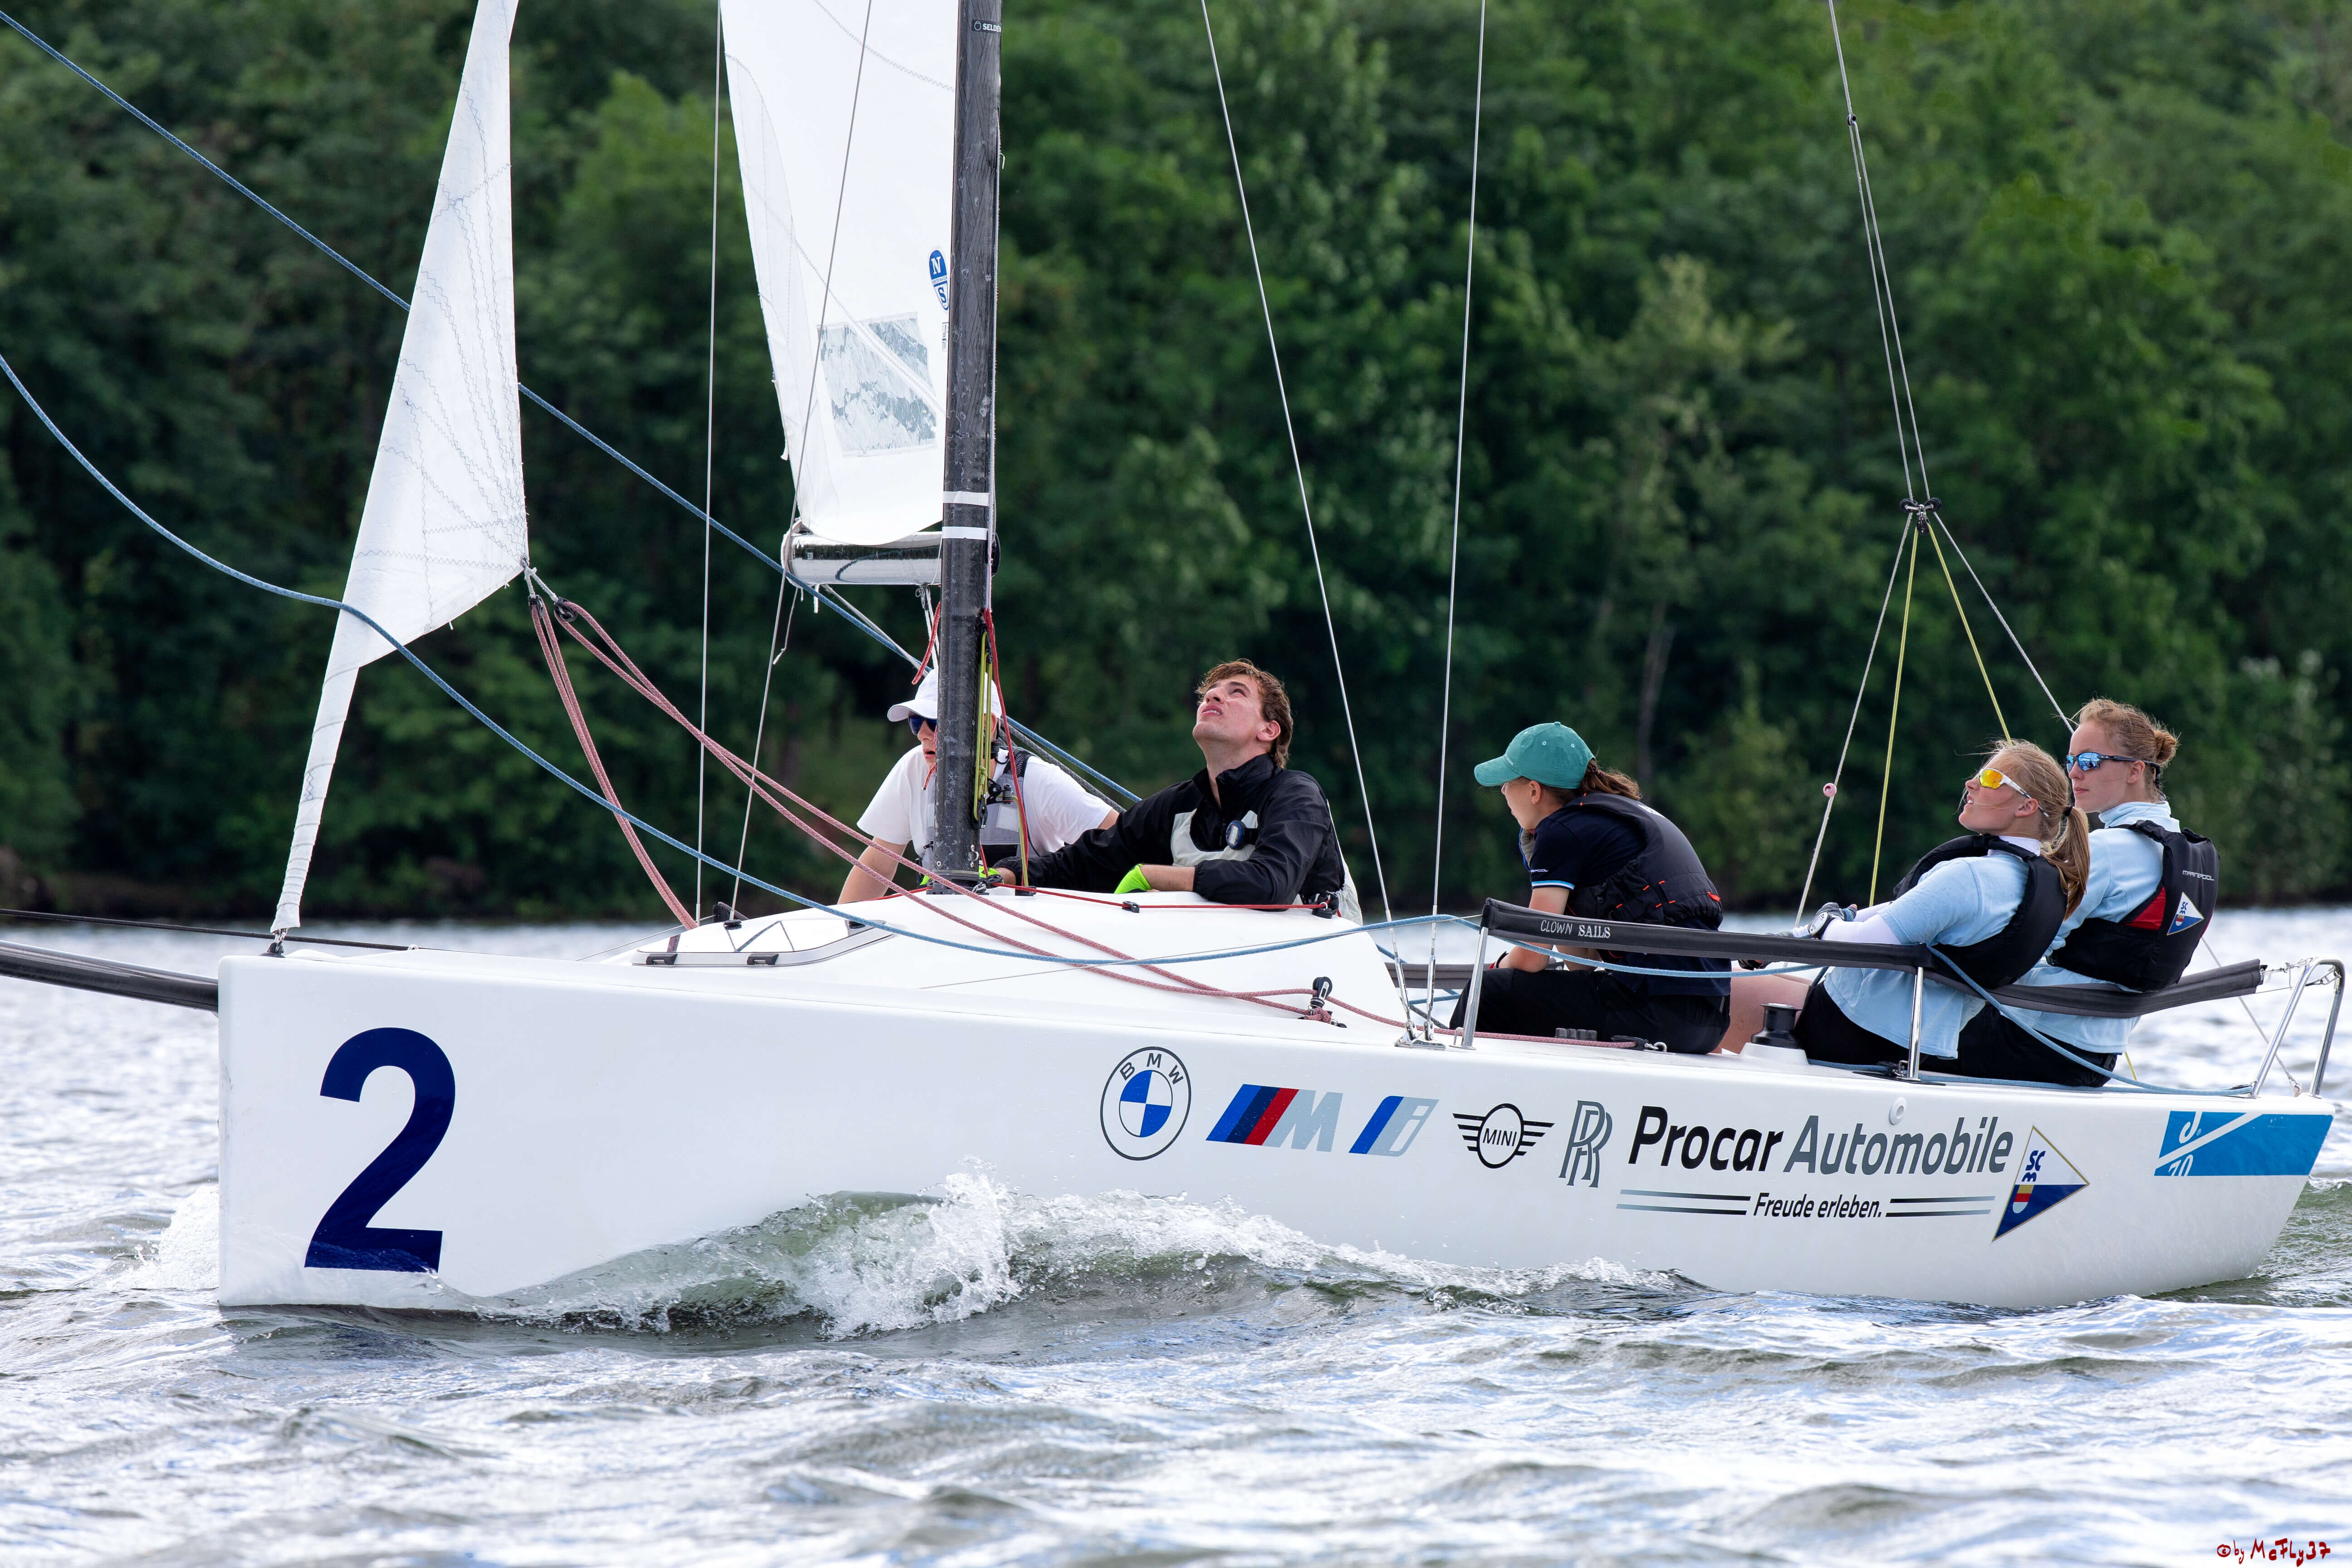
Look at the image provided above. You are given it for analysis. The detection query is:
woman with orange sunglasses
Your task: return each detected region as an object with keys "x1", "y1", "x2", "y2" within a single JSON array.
[{"x1": 1769, "y1": 741, "x2": 2090, "y2": 1068}]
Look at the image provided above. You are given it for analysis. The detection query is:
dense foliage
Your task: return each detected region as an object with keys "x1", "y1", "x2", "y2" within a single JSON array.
[{"x1": 1, "y1": 0, "x2": 2348, "y2": 921}]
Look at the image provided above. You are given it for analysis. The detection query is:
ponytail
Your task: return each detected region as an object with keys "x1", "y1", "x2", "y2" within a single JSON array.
[
  {"x1": 1989, "y1": 740, "x2": 2089, "y2": 915},
  {"x1": 1576, "y1": 762, "x2": 1642, "y2": 799},
  {"x1": 2048, "y1": 804, "x2": 2092, "y2": 916}
]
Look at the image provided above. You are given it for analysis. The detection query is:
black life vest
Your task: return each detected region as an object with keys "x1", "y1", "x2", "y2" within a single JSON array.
[
  {"x1": 2046, "y1": 820, "x2": 2218, "y2": 991},
  {"x1": 1560, "y1": 793, "x2": 1725, "y2": 931},
  {"x1": 1892, "y1": 835, "x2": 2066, "y2": 991}
]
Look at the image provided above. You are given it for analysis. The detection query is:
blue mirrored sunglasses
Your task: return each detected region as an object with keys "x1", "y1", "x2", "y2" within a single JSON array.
[
  {"x1": 2066, "y1": 750, "x2": 2146, "y2": 773},
  {"x1": 907, "y1": 715, "x2": 937, "y2": 738}
]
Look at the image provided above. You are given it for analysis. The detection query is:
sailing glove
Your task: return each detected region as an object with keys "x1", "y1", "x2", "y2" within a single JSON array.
[{"x1": 1114, "y1": 865, "x2": 1152, "y2": 895}]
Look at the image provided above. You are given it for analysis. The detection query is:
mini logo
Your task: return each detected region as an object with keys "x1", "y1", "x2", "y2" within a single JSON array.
[
  {"x1": 1455, "y1": 1104, "x2": 1552, "y2": 1169},
  {"x1": 929, "y1": 249, "x2": 950, "y2": 310},
  {"x1": 1993, "y1": 1126, "x2": 2087, "y2": 1238},
  {"x1": 1102, "y1": 1048, "x2": 1191, "y2": 1161},
  {"x1": 1557, "y1": 1100, "x2": 1614, "y2": 1188}
]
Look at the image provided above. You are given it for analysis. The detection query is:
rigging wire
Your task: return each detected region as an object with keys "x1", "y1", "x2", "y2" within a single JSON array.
[
  {"x1": 528, "y1": 586, "x2": 696, "y2": 926},
  {"x1": 1869, "y1": 522, "x2": 1923, "y2": 906},
  {"x1": 1198, "y1": 0, "x2": 1396, "y2": 931},
  {"x1": 1930, "y1": 514, "x2": 2072, "y2": 728},
  {"x1": 1808, "y1": 0, "x2": 2071, "y2": 916},
  {"x1": 1793, "y1": 510, "x2": 1912, "y2": 918},
  {"x1": 1921, "y1": 514, "x2": 2008, "y2": 737},
  {"x1": 723, "y1": 0, "x2": 876, "y2": 903},
  {"x1": 3, "y1": 328, "x2": 2298, "y2": 1076},
  {"x1": 1423, "y1": 0, "x2": 1488, "y2": 1035},
  {"x1": 695, "y1": 3, "x2": 725, "y2": 919},
  {"x1": 0, "y1": 8, "x2": 773, "y2": 575},
  {"x1": 0, "y1": 5, "x2": 1142, "y2": 812},
  {"x1": 0, "y1": 334, "x2": 1452, "y2": 995},
  {"x1": 1827, "y1": 0, "x2": 1928, "y2": 505},
  {"x1": 0, "y1": 907, "x2": 408, "y2": 950},
  {"x1": 730, "y1": 580, "x2": 799, "y2": 908}
]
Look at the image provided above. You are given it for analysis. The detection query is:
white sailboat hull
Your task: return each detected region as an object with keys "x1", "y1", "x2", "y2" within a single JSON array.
[{"x1": 215, "y1": 902, "x2": 2332, "y2": 1313}]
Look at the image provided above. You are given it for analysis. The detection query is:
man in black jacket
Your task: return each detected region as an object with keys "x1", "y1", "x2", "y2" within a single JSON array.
[{"x1": 1019, "y1": 660, "x2": 1357, "y2": 916}]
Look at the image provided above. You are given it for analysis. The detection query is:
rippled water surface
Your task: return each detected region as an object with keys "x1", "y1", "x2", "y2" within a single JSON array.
[{"x1": 3, "y1": 915, "x2": 2348, "y2": 1565}]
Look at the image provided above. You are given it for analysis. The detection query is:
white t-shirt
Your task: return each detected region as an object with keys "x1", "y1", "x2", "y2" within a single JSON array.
[{"x1": 856, "y1": 745, "x2": 1114, "y2": 860}]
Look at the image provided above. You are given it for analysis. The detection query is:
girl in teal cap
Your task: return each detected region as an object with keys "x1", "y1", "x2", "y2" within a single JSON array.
[{"x1": 1453, "y1": 725, "x2": 1730, "y2": 1051}]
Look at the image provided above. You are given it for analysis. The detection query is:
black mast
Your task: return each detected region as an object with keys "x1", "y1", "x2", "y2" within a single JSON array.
[{"x1": 929, "y1": 0, "x2": 1003, "y2": 877}]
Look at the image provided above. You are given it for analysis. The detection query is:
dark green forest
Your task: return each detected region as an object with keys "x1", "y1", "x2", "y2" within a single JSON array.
[{"x1": 1, "y1": 0, "x2": 2348, "y2": 922}]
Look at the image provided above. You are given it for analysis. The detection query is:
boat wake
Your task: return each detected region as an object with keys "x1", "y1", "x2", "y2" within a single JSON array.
[
  {"x1": 119, "y1": 1171, "x2": 1677, "y2": 1337},
  {"x1": 471, "y1": 1169, "x2": 1676, "y2": 1338}
]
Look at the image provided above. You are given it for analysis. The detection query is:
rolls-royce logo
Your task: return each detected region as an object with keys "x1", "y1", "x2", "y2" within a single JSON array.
[{"x1": 1558, "y1": 1100, "x2": 1614, "y2": 1188}]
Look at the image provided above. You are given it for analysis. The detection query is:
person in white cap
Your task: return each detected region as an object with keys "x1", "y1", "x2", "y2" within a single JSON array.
[{"x1": 837, "y1": 667, "x2": 1118, "y2": 902}]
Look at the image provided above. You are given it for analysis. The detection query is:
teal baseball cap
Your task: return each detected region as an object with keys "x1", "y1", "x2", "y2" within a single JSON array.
[{"x1": 1472, "y1": 723, "x2": 1594, "y2": 789}]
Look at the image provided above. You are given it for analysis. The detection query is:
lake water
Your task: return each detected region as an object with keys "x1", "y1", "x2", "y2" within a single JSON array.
[{"x1": 2, "y1": 913, "x2": 2346, "y2": 1565}]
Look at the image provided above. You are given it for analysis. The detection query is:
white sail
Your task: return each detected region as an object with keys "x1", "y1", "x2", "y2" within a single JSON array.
[
  {"x1": 273, "y1": 0, "x2": 526, "y2": 932},
  {"x1": 722, "y1": 0, "x2": 957, "y2": 546}
]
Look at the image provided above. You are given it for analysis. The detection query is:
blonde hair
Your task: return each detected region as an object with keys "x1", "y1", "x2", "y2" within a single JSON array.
[
  {"x1": 2074, "y1": 697, "x2": 2179, "y2": 795},
  {"x1": 1991, "y1": 740, "x2": 2092, "y2": 915}
]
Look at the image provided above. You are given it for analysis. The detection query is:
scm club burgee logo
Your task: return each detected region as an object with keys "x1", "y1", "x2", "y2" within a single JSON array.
[{"x1": 1102, "y1": 1048, "x2": 1191, "y2": 1160}]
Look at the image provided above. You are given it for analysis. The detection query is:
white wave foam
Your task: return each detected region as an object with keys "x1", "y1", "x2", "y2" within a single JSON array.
[
  {"x1": 474, "y1": 1168, "x2": 1670, "y2": 1338},
  {"x1": 124, "y1": 1184, "x2": 219, "y2": 1293}
]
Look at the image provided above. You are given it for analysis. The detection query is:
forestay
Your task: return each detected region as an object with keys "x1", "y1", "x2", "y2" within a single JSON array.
[
  {"x1": 722, "y1": 0, "x2": 956, "y2": 546},
  {"x1": 273, "y1": 0, "x2": 527, "y2": 933}
]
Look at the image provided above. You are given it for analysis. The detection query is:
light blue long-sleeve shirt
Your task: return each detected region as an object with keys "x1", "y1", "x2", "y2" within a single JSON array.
[
  {"x1": 1820, "y1": 841, "x2": 2038, "y2": 1057},
  {"x1": 1999, "y1": 800, "x2": 2180, "y2": 1052}
]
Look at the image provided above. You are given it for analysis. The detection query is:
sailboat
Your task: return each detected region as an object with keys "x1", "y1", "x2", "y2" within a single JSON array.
[{"x1": 0, "y1": 0, "x2": 2339, "y2": 1313}]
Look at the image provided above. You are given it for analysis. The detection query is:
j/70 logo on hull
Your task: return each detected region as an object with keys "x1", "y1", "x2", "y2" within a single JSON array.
[{"x1": 1207, "y1": 1086, "x2": 1436, "y2": 1156}]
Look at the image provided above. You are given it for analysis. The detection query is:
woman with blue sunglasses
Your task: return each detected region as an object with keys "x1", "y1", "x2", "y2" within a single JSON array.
[{"x1": 1946, "y1": 699, "x2": 2214, "y2": 1087}]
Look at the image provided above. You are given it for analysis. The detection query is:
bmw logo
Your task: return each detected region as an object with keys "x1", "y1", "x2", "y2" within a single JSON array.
[{"x1": 1100, "y1": 1047, "x2": 1192, "y2": 1160}]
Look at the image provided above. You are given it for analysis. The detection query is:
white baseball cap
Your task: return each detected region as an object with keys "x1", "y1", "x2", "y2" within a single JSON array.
[{"x1": 887, "y1": 667, "x2": 1004, "y2": 724}]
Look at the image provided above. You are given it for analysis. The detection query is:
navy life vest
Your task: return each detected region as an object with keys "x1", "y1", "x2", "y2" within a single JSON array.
[
  {"x1": 1561, "y1": 792, "x2": 1725, "y2": 930},
  {"x1": 2047, "y1": 820, "x2": 2218, "y2": 991},
  {"x1": 1893, "y1": 835, "x2": 2066, "y2": 992}
]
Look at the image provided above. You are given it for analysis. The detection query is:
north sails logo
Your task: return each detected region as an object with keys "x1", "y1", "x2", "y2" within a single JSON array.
[{"x1": 1454, "y1": 1104, "x2": 1552, "y2": 1169}]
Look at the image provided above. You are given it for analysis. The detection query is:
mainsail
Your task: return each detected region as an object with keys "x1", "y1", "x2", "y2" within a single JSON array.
[
  {"x1": 273, "y1": 0, "x2": 526, "y2": 932},
  {"x1": 722, "y1": 0, "x2": 957, "y2": 545}
]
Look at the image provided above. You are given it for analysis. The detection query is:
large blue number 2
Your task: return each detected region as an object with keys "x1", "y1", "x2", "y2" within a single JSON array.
[{"x1": 304, "y1": 1028, "x2": 455, "y2": 1273}]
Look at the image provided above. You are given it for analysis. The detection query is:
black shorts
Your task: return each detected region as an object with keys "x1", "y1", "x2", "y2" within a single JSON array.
[
  {"x1": 1450, "y1": 967, "x2": 1728, "y2": 1054},
  {"x1": 1789, "y1": 981, "x2": 1908, "y2": 1067},
  {"x1": 1947, "y1": 1007, "x2": 2117, "y2": 1088}
]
